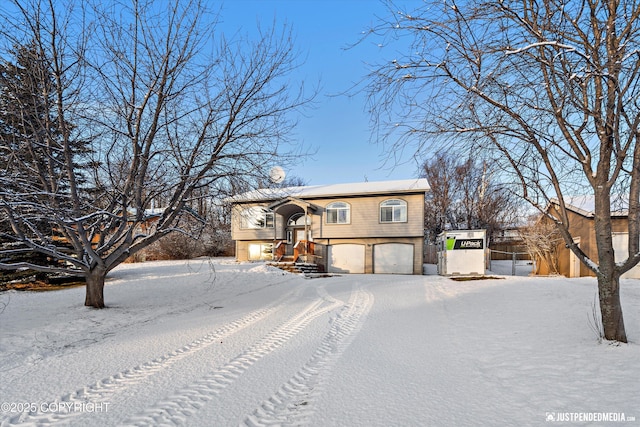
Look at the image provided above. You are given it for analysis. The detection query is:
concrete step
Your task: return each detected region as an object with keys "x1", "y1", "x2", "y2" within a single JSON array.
[{"x1": 267, "y1": 261, "x2": 320, "y2": 276}]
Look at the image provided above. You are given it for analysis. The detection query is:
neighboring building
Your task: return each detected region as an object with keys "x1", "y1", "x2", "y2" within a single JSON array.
[
  {"x1": 229, "y1": 179, "x2": 430, "y2": 274},
  {"x1": 537, "y1": 196, "x2": 640, "y2": 279}
]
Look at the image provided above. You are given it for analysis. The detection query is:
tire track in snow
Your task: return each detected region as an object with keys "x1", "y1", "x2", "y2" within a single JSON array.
[
  {"x1": 1, "y1": 288, "x2": 302, "y2": 427},
  {"x1": 122, "y1": 286, "x2": 344, "y2": 427},
  {"x1": 243, "y1": 284, "x2": 373, "y2": 427}
]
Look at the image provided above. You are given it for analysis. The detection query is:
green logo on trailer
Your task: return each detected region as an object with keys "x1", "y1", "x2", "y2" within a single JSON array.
[
  {"x1": 446, "y1": 237, "x2": 456, "y2": 251},
  {"x1": 453, "y1": 239, "x2": 484, "y2": 250}
]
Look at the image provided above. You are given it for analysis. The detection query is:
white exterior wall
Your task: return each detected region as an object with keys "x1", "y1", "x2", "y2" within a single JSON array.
[
  {"x1": 437, "y1": 230, "x2": 486, "y2": 276},
  {"x1": 613, "y1": 232, "x2": 640, "y2": 279}
]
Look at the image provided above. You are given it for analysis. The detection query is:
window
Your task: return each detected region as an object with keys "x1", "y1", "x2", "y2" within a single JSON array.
[
  {"x1": 248, "y1": 243, "x2": 273, "y2": 260},
  {"x1": 240, "y1": 207, "x2": 274, "y2": 229},
  {"x1": 380, "y1": 199, "x2": 407, "y2": 223},
  {"x1": 287, "y1": 213, "x2": 311, "y2": 226},
  {"x1": 326, "y1": 202, "x2": 350, "y2": 224}
]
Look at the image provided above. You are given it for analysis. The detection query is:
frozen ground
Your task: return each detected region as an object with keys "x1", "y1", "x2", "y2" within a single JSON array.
[{"x1": 0, "y1": 258, "x2": 638, "y2": 426}]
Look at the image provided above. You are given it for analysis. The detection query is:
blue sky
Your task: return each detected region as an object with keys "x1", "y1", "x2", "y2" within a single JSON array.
[
  {"x1": 0, "y1": 0, "x2": 419, "y2": 186},
  {"x1": 218, "y1": 0, "x2": 419, "y2": 185}
]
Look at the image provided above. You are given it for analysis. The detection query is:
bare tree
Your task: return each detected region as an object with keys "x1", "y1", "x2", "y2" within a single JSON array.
[
  {"x1": 365, "y1": 1, "x2": 640, "y2": 342},
  {"x1": 422, "y1": 152, "x2": 456, "y2": 242},
  {"x1": 520, "y1": 218, "x2": 563, "y2": 276},
  {"x1": 423, "y1": 152, "x2": 519, "y2": 243},
  {"x1": 0, "y1": 0, "x2": 312, "y2": 308}
]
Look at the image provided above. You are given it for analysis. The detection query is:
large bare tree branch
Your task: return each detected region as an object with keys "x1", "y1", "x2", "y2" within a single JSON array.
[
  {"x1": 0, "y1": 0, "x2": 313, "y2": 308},
  {"x1": 363, "y1": 0, "x2": 640, "y2": 342}
]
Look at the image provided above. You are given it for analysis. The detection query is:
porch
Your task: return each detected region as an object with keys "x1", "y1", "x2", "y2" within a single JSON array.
[{"x1": 272, "y1": 239, "x2": 325, "y2": 271}]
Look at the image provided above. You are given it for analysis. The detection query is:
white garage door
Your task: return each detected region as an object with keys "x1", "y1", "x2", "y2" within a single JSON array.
[
  {"x1": 374, "y1": 243, "x2": 414, "y2": 274},
  {"x1": 328, "y1": 244, "x2": 365, "y2": 273}
]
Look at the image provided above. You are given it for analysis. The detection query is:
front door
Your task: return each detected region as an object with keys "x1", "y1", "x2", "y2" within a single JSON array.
[
  {"x1": 285, "y1": 213, "x2": 311, "y2": 256},
  {"x1": 295, "y1": 228, "x2": 306, "y2": 245},
  {"x1": 285, "y1": 227, "x2": 306, "y2": 255}
]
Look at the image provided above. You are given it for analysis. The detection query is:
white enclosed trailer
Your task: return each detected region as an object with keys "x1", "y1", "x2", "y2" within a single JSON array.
[{"x1": 437, "y1": 230, "x2": 486, "y2": 276}]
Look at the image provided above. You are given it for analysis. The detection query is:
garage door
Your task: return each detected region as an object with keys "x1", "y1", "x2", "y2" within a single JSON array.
[
  {"x1": 374, "y1": 243, "x2": 414, "y2": 274},
  {"x1": 328, "y1": 244, "x2": 365, "y2": 273}
]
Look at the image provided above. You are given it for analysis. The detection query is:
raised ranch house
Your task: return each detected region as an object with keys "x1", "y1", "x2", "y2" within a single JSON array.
[
  {"x1": 536, "y1": 196, "x2": 640, "y2": 279},
  {"x1": 230, "y1": 179, "x2": 430, "y2": 274}
]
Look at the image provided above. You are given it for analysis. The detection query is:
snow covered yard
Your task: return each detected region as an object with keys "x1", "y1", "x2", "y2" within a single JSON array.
[{"x1": 0, "y1": 258, "x2": 638, "y2": 426}]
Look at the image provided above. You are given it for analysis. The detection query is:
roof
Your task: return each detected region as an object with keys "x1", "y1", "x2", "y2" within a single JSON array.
[
  {"x1": 229, "y1": 178, "x2": 430, "y2": 203},
  {"x1": 125, "y1": 206, "x2": 205, "y2": 222},
  {"x1": 551, "y1": 195, "x2": 629, "y2": 217}
]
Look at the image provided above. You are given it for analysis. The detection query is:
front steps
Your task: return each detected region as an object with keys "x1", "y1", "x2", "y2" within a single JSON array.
[{"x1": 266, "y1": 261, "x2": 320, "y2": 276}]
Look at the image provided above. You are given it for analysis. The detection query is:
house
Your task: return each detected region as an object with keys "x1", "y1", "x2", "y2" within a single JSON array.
[
  {"x1": 536, "y1": 196, "x2": 640, "y2": 279},
  {"x1": 229, "y1": 179, "x2": 430, "y2": 274}
]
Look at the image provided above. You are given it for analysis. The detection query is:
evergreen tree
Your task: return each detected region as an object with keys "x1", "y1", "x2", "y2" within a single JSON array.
[
  {"x1": 0, "y1": 40, "x2": 90, "y2": 278},
  {"x1": 0, "y1": 40, "x2": 91, "y2": 213},
  {"x1": 1, "y1": 41, "x2": 59, "y2": 193}
]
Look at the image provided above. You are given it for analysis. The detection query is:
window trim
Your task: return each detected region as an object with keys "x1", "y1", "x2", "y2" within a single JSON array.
[
  {"x1": 326, "y1": 201, "x2": 351, "y2": 224},
  {"x1": 240, "y1": 206, "x2": 275, "y2": 229},
  {"x1": 380, "y1": 199, "x2": 408, "y2": 223}
]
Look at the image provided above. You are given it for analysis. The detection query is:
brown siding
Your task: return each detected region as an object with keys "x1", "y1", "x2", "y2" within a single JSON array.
[
  {"x1": 231, "y1": 203, "x2": 283, "y2": 241},
  {"x1": 536, "y1": 206, "x2": 630, "y2": 277},
  {"x1": 312, "y1": 194, "x2": 424, "y2": 239},
  {"x1": 232, "y1": 193, "x2": 425, "y2": 241}
]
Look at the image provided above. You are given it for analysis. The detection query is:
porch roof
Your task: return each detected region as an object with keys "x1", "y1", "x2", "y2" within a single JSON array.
[{"x1": 268, "y1": 197, "x2": 319, "y2": 215}]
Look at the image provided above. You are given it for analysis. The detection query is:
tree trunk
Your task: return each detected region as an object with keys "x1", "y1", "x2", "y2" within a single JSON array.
[
  {"x1": 592, "y1": 187, "x2": 626, "y2": 342},
  {"x1": 85, "y1": 267, "x2": 106, "y2": 308},
  {"x1": 598, "y1": 275, "x2": 627, "y2": 343}
]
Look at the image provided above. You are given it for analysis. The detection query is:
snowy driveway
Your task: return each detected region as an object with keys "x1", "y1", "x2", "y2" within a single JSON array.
[{"x1": 1, "y1": 259, "x2": 638, "y2": 426}]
